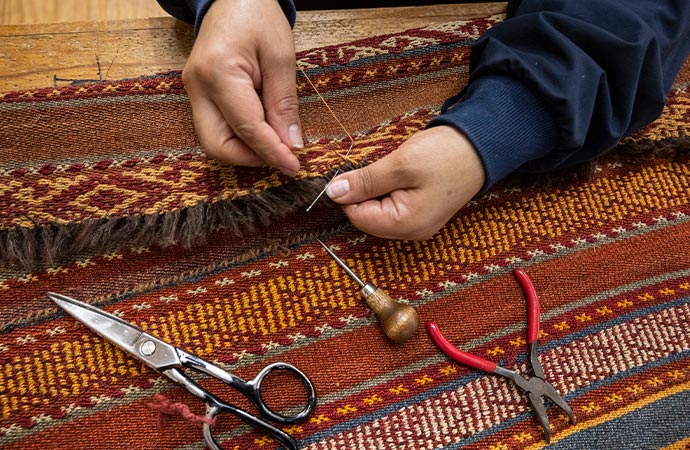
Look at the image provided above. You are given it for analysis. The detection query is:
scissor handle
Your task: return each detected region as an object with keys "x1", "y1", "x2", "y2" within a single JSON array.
[
  {"x1": 513, "y1": 268, "x2": 541, "y2": 344},
  {"x1": 243, "y1": 362, "x2": 318, "y2": 424},
  {"x1": 202, "y1": 400, "x2": 300, "y2": 450},
  {"x1": 165, "y1": 356, "x2": 316, "y2": 450},
  {"x1": 427, "y1": 322, "x2": 497, "y2": 373},
  {"x1": 178, "y1": 351, "x2": 316, "y2": 424}
]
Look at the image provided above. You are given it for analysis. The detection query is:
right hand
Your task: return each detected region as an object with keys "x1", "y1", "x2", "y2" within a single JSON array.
[
  {"x1": 325, "y1": 125, "x2": 485, "y2": 240},
  {"x1": 182, "y1": 0, "x2": 303, "y2": 176}
]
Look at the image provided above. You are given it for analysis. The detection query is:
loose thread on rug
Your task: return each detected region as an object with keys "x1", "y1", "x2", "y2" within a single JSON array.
[{"x1": 148, "y1": 394, "x2": 216, "y2": 428}]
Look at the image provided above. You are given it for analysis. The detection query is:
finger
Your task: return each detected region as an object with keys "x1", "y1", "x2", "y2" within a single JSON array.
[
  {"x1": 325, "y1": 154, "x2": 415, "y2": 204},
  {"x1": 261, "y1": 52, "x2": 303, "y2": 151},
  {"x1": 187, "y1": 93, "x2": 264, "y2": 166},
  {"x1": 343, "y1": 191, "x2": 448, "y2": 240},
  {"x1": 341, "y1": 191, "x2": 436, "y2": 240},
  {"x1": 217, "y1": 74, "x2": 301, "y2": 176}
]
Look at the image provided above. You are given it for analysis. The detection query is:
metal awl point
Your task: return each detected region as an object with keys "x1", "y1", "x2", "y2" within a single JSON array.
[{"x1": 316, "y1": 239, "x2": 365, "y2": 287}]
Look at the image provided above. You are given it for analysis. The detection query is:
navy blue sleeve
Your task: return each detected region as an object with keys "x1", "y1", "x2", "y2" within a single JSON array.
[
  {"x1": 156, "y1": 0, "x2": 296, "y2": 34},
  {"x1": 428, "y1": 0, "x2": 690, "y2": 190}
]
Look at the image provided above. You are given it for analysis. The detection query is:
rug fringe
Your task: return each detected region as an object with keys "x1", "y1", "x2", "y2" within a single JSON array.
[
  {"x1": 0, "y1": 169, "x2": 347, "y2": 271},
  {"x1": 2, "y1": 136, "x2": 687, "y2": 271}
]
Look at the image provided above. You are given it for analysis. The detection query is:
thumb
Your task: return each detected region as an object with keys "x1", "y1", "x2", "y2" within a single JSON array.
[{"x1": 325, "y1": 156, "x2": 410, "y2": 204}]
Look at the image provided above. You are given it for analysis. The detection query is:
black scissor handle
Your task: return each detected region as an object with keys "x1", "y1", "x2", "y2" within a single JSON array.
[
  {"x1": 245, "y1": 362, "x2": 317, "y2": 424},
  {"x1": 165, "y1": 359, "x2": 316, "y2": 450},
  {"x1": 202, "y1": 400, "x2": 300, "y2": 450},
  {"x1": 177, "y1": 351, "x2": 317, "y2": 424}
]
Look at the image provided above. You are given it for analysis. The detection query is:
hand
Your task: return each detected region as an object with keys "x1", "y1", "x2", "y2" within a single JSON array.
[
  {"x1": 182, "y1": 0, "x2": 303, "y2": 176},
  {"x1": 325, "y1": 126, "x2": 485, "y2": 240}
]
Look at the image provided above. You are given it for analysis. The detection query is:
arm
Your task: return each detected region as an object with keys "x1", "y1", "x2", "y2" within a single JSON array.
[
  {"x1": 327, "y1": 0, "x2": 690, "y2": 239},
  {"x1": 429, "y1": 0, "x2": 690, "y2": 189}
]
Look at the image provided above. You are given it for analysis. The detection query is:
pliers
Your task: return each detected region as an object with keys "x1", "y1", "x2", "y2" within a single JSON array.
[{"x1": 427, "y1": 268, "x2": 576, "y2": 443}]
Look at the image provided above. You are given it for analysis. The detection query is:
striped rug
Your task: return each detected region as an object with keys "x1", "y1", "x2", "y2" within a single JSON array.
[{"x1": 2, "y1": 14, "x2": 690, "y2": 450}]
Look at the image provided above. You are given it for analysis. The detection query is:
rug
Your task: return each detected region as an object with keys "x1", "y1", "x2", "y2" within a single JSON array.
[{"x1": 2, "y1": 13, "x2": 690, "y2": 450}]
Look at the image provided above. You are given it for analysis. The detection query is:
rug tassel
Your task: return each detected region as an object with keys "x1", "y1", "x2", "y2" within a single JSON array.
[{"x1": 148, "y1": 394, "x2": 216, "y2": 428}]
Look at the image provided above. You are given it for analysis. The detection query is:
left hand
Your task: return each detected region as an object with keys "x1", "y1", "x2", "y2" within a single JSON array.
[
  {"x1": 182, "y1": 0, "x2": 302, "y2": 176},
  {"x1": 325, "y1": 125, "x2": 486, "y2": 240}
]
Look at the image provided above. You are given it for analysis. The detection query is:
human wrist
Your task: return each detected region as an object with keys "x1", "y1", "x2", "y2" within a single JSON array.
[
  {"x1": 432, "y1": 125, "x2": 485, "y2": 204},
  {"x1": 192, "y1": 0, "x2": 295, "y2": 35},
  {"x1": 275, "y1": 0, "x2": 296, "y2": 27},
  {"x1": 428, "y1": 76, "x2": 558, "y2": 191},
  {"x1": 184, "y1": 0, "x2": 216, "y2": 34}
]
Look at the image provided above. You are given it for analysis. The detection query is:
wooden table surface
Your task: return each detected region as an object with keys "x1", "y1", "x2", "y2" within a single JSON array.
[{"x1": 0, "y1": 3, "x2": 506, "y2": 92}]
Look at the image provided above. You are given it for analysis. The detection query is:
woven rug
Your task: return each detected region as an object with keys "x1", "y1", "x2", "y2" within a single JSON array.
[{"x1": 2, "y1": 14, "x2": 690, "y2": 450}]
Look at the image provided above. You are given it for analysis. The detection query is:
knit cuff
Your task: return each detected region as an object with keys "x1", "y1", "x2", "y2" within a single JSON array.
[{"x1": 427, "y1": 76, "x2": 558, "y2": 191}]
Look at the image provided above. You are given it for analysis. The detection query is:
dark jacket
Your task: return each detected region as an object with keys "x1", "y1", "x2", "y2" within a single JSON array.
[{"x1": 157, "y1": 0, "x2": 690, "y2": 190}]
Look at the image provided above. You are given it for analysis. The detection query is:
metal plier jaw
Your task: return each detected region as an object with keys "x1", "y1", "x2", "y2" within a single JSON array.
[{"x1": 427, "y1": 268, "x2": 576, "y2": 443}]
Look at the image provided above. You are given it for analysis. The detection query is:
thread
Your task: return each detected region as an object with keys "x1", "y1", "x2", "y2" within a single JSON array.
[
  {"x1": 148, "y1": 394, "x2": 216, "y2": 427},
  {"x1": 299, "y1": 68, "x2": 355, "y2": 211}
]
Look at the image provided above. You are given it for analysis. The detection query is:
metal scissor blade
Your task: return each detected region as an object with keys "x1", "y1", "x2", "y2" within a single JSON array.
[
  {"x1": 48, "y1": 292, "x2": 183, "y2": 371},
  {"x1": 48, "y1": 292, "x2": 145, "y2": 358}
]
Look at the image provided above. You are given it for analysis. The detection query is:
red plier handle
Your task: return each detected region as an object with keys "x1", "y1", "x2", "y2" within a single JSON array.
[
  {"x1": 427, "y1": 268, "x2": 575, "y2": 443},
  {"x1": 513, "y1": 267, "x2": 541, "y2": 344},
  {"x1": 426, "y1": 268, "x2": 542, "y2": 371},
  {"x1": 426, "y1": 322, "x2": 497, "y2": 373}
]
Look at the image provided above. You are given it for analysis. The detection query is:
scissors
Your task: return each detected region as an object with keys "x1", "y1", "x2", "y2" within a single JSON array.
[
  {"x1": 48, "y1": 292, "x2": 317, "y2": 450},
  {"x1": 426, "y1": 268, "x2": 575, "y2": 443}
]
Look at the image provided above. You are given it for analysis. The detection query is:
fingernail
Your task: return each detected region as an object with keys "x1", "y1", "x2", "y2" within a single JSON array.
[
  {"x1": 326, "y1": 179, "x2": 349, "y2": 199},
  {"x1": 288, "y1": 124, "x2": 304, "y2": 149}
]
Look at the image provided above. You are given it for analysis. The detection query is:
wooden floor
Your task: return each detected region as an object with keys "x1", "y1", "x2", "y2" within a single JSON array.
[{"x1": 0, "y1": 0, "x2": 167, "y2": 24}]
